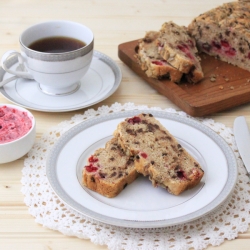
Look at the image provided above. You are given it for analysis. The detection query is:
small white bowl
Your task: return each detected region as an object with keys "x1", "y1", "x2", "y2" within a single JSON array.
[{"x1": 0, "y1": 104, "x2": 36, "y2": 164}]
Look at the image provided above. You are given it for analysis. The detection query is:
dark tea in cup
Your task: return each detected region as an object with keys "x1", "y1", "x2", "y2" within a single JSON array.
[{"x1": 28, "y1": 36, "x2": 86, "y2": 53}]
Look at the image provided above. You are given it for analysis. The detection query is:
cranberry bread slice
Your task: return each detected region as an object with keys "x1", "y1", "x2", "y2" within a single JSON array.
[
  {"x1": 157, "y1": 22, "x2": 204, "y2": 83},
  {"x1": 114, "y1": 113, "x2": 204, "y2": 195},
  {"x1": 188, "y1": 1, "x2": 250, "y2": 72},
  {"x1": 136, "y1": 31, "x2": 183, "y2": 83},
  {"x1": 82, "y1": 137, "x2": 139, "y2": 198}
]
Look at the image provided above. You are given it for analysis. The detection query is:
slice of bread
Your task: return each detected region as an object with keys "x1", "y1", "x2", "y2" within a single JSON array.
[
  {"x1": 136, "y1": 31, "x2": 183, "y2": 83},
  {"x1": 82, "y1": 137, "x2": 139, "y2": 198},
  {"x1": 158, "y1": 21, "x2": 204, "y2": 83},
  {"x1": 114, "y1": 113, "x2": 204, "y2": 195}
]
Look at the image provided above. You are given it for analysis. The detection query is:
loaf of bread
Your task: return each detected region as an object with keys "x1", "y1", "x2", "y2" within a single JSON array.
[
  {"x1": 82, "y1": 137, "x2": 139, "y2": 198},
  {"x1": 114, "y1": 113, "x2": 204, "y2": 195},
  {"x1": 188, "y1": 1, "x2": 250, "y2": 72},
  {"x1": 136, "y1": 31, "x2": 183, "y2": 83}
]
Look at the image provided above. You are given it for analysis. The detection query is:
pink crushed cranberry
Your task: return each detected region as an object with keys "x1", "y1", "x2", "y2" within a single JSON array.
[
  {"x1": 128, "y1": 116, "x2": 141, "y2": 124},
  {"x1": 140, "y1": 152, "x2": 148, "y2": 159},
  {"x1": 152, "y1": 60, "x2": 164, "y2": 66},
  {"x1": 85, "y1": 164, "x2": 98, "y2": 172},
  {"x1": 225, "y1": 48, "x2": 236, "y2": 56},
  {"x1": 88, "y1": 155, "x2": 98, "y2": 163},
  {"x1": 177, "y1": 170, "x2": 186, "y2": 180},
  {"x1": 221, "y1": 40, "x2": 230, "y2": 47}
]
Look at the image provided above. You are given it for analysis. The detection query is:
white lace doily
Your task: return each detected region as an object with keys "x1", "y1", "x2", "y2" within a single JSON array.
[{"x1": 21, "y1": 102, "x2": 250, "y2": 250}]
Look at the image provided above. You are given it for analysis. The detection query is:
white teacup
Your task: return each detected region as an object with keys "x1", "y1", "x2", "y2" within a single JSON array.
[{"x1": 1, "y1": 20, "x2": 94, "y2": 95}]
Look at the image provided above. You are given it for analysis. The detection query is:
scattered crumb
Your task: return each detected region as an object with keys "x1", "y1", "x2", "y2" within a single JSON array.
[
  {"x1": 5, "y1": 185, "x2": 9, "y2": 188},
  {"x1": 230, "y1": 86, "x2": 234, "y2": 90},
  {"x1": 210, "y1": 74, "x2": 217, "y2": 82},
  {"x1": 219, "y1": 85, "x2": 224, "y2": 90},
  {"x1": 225, "y1": 78, "x2": 229, "y2": 82},
  {"x1": 247, "y1": 79, "x2": 250, "y2": 83},
  {"x1": 210, "y1": 77, "x2": 216, "y2": 82}
]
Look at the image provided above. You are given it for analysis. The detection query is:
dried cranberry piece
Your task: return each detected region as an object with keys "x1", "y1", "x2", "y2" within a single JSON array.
[
  {"x1": 152, "y1": 60, "x2": 163, "y2": 66},
  {"x1": 212, "y1": 41, "x2": 221, "y2": 50},
  {"x1": 177, "y1": 170, "x2": 186, "y2": 180},
  {"x1": 128, "y1": 116, "x2": 141, "y2": 124},
  {"x1": 248, "y1": 52, "x2": 250, "y2": 59},
  {"x1": 88, "y1": 155, "x2": 98, "y2": 163},
  {"x1": 177, "y1": 45, "x2": 187, "y2": 52},
  {"x1": 225, "y1": 48, "x2": 236, "y2": 56},
  {"x1": 85, "y1": 164, "x2": 98, "y2": 172},
  {"x1": 177, "y1": 44, "x2": 194, "y2": 60},
  {"x1": 99, "y1": 172, "x2": 106, "y2": 178},
  {"x1": 186, "y1": 52, "x2": 194, "y2": 60},
  {"x1": 221, "y1": 40, "x2": 230, "y2": 47},
  {"x1": 140, "y1": 152, "x2": 148, "y2": 159}
]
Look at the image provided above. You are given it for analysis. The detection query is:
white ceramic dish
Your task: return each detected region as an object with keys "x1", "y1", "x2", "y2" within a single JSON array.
[
  {"x1": 46, "y1": 110, "x2": 237, "y2": 228},
  {"x1": 0, "y1": 51, "x2": 121, "y2": 112},
  {"x1": 0, "y1": 103, "x2": 36, "y2": 164}
]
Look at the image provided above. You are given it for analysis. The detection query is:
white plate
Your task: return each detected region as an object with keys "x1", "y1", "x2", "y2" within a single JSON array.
[
  {"x1": 46, "y1": 110, "x2": 237, "y2": 228},
  {"x1": 0, "y1": 51, "x2": 121, "y2": 112}
]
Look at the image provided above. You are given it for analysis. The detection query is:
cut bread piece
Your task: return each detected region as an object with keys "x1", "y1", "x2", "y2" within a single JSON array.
[
  {"x1": 188, "y1": 1, "x2": 250, "y2": 72},
  {"x1": 136, "y1": 31, "x2": 183, "y2": 83},
  {"x1": 82, "y1": 137, "x2": 139, "y2": 198},
  {"x1": 114, "y1": 113, "x2": 204, "y2": 195},
  {"x1": 158, "y1": 21, "x2": 204, "y2": 83}
]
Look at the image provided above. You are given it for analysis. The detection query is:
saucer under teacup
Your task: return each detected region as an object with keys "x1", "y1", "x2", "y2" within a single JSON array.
[
  {"x1": 38, "y1": 81, "x2": 81, "y2": 96},
  {"x1": 0, "y1": 51, "x2": 121, "y2": 112}
]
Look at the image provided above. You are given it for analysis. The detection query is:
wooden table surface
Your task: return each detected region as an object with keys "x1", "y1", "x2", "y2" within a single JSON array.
[{"x1": 1, "y1": 0, "x2": 250, "y2": 249}]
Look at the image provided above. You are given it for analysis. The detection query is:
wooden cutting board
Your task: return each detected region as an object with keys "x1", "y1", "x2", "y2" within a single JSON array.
[{"x1": 118, "y1": 40, "x2": 250, "y2": 117}]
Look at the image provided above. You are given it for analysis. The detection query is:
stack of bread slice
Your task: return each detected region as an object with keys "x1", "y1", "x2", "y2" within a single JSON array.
[
  {"x1": 136, "y1": 22, "x2": 204, "y2": 84},
  {"x1": 82, "y1": 113, "x2": 204, "y2": 198}
]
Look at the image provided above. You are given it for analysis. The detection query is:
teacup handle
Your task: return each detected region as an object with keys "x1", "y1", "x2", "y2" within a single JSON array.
[{"x1": 1, "y1": 50, "x2": 33, "y2": 79}]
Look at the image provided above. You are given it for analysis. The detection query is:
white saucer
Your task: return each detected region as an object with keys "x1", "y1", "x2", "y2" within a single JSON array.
[{"x1": 0, "y1": 51, "x2": 122, "y2": 112}]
